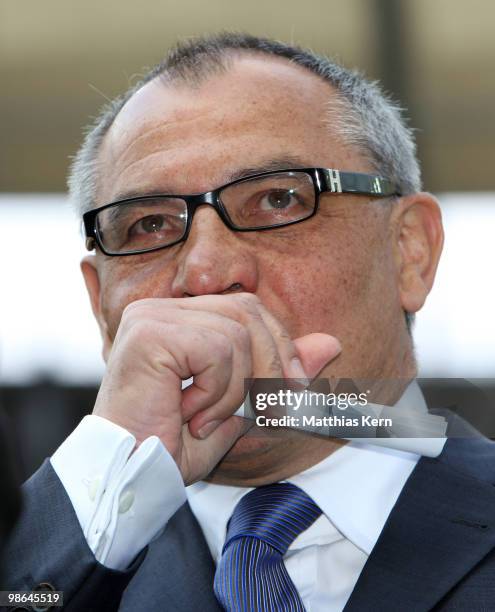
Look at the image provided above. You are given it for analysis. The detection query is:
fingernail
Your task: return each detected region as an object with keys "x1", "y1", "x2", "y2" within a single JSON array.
[
  {"x1": 331, "y1": 338, "x2": 342, "y2": 356},
  {"x1": 289, "y1": 357, "x2": 307, "y2": 381},
  {"x1": 198, "y1": 419, "x2": 222, "y2": 439}
]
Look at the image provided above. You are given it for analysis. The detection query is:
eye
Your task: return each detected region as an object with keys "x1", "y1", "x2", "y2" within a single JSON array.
[
  {"x1": 130, "y1": 214, "x2": 179, "y2": 235},
  {"x1": 258, "y1": 189, "x2": 300, "y2": 211}
]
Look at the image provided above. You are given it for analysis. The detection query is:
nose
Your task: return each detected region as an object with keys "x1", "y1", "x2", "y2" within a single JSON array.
[{"x1": 170, "y1": 205, "x2": 259, "y2": 298}]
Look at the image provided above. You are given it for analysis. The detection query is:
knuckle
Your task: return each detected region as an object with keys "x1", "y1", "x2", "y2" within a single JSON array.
[
  {"x1": 210, "y1": 331, "x2": 234, "y2": 362},
  {"x1": 233, "y1": 292, "x2": 261, "y2": 313},
  {"x1": 120, "y1": 298, "x2": 169, "y2": 332},
  {"x1": 231, "y1": 321, "x2": 251, "y2": 351},
  {"x1": 267, "y1": 353, "x2": 282, "y2": 373},
  {"x1": 121, "y1": 299, "x2": 149, "y2": 323},
  {"x1": 228, "y1": 319, "x2": 245, "y2": 337},
  {"x1": 273, "y1": 326, "x2": 292, "y2": 343},
  {"x1": 123, "y1": 318, "x2": 156, "y2": 345}
]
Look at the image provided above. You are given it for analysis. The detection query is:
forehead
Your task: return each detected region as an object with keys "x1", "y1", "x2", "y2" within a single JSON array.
[{"x1": 98, "y1": 55, "x2": 364, "y2": 203}]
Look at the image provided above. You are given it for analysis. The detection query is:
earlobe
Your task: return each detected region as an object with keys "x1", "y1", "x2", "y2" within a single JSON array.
[
  {"x1": 395, "y1": 193, "x2": 444, "y2": 315},
  {"x1": 80, "y1": 256, "x2": 113, "y2": 362}
]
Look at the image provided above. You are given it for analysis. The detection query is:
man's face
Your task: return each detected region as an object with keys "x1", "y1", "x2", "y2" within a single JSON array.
[
  {"x1": 84, "y1": 55, "x2": 414, "y2": 473},
  {"x1": 91, "y1": 55, "x2": 405, "y2": 370}
]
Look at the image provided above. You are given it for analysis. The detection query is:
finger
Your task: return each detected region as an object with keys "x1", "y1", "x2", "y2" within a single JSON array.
[
  {"x1": 124, "y1": 296, "x2": 340, "y2": 438},
  {"x1": 150, "y1": 322, "x2": 236, "y2": 421},
  {"x1": 123, "y1": 299, "x2": 261, "y2": 435},
  {"x1": 184, "y1": 297, "x2": 294, "y2": 437},
  {"x1": 146, "y1": 310, "x2": 252, "y2": 420},
  {"x1": 185, "y1": 414, "x2": 254, "y2": 470},
  {"x1": 254, "y1": 303, "x2": 308, "y2": 380},
  {"x1": 127, "y1": 294, "x2": 289, "y2": 379},
  {"x1": 174, "y1": 294, "x2": 285, "y2": 378},
  {"x1": 178, "y1": 294, "x2": 330, "y2": 382},
  {"x1": 164, "y1": 293, "x2": 288, "y2": 393},
  {"x1": 293, "y1": 333, "x2": 341, "y2": 378}
]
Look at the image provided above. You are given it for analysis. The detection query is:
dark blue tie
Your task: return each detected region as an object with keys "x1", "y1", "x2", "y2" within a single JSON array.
[{"x1": 214, "y1": 482, "x2": 322, "y2": 611}]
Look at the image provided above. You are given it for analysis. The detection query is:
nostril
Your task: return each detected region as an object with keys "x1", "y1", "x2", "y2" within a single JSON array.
[
  {"x1": 183, "y1": 283, "x2": 244, "y2": 298},
  {"x1": 223, "y1": 283, "x2": 243, "y2": 294}
]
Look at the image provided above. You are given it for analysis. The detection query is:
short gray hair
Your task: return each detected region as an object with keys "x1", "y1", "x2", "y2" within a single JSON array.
[{"x1": 68, "y1": 31, "x2": 421, "y2": 218}]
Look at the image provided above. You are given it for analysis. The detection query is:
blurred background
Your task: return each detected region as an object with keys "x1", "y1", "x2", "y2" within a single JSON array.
[{"x1": 1, "y1": 0, "x2": 494, "y2": 480}]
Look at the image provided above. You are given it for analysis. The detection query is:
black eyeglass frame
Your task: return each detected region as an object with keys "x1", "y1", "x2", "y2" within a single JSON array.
[{"x1": 82, "y1": 168, "x2": 401, "y2": 256}]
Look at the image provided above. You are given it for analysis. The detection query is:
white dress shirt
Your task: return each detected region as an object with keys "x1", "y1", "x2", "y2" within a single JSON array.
[
  {"x1": 188, "y1": 442, "x2": 421, "y2": 611},
  {"x1": 51, "y1": 415, "x2": 186, "y2": 569},
  {"x1": 50, "y1": 381, "x2": 445, "y2": 609}
]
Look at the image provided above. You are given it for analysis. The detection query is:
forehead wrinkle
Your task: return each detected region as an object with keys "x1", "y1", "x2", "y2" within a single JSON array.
[
  {"x1": 105, "y1": 111, "x2": 212, "y2": 172},
  {"x1": 100, "y1": 149, "x2": 179, "y2": 203},
  {"x1": 104, "y1": 65, "x2": 326, "y2": 175},
  {"x1": 102, "y1": 106, "x2": 268, "y2": 194},
  {"x1": 98, "y1": 59, "x2": 371, "y2": 206},
  {"x1": 106, "y1": 153, "x2": 314, "y2": 203},
  {"x1": 101, "y1": 102, "x2": 321, "y2": 203}
]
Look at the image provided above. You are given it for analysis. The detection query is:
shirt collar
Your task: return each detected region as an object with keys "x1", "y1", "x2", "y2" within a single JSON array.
[
  {"x1": 186, "y1": 381, "x2": 441, "y2": 561},
  {"x1": 347, "y1": 379, "x2": 447, "y2": 457}
]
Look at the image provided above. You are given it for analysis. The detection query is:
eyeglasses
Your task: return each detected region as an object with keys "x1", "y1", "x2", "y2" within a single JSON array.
[{"x1": 83, "y1": 168, "x2": 401, "y2": 256}]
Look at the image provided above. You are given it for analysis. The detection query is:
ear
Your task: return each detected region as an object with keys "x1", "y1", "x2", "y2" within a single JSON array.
[
  {"x1": 81, "y1": 256, "x2": 113, "y2": 362},
  {"x1": 393, "y1": 192, "x2": 444, "y2": 314}
]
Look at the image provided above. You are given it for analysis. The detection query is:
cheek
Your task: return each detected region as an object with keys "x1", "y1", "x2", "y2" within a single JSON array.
[
  {"x1": 257, "y1": 238, "x2": 363, "y2": 337},
  {"x1": 98, "y1": 256, "x2": 177, "y2": 339},
  {"x1": 257, "y1": 213, "x2": 394, "y2": 341}
]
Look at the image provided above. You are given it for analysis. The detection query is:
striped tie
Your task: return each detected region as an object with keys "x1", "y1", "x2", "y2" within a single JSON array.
[{"x1": 213, "y1": 482, "x2": 322, "y2": 611}]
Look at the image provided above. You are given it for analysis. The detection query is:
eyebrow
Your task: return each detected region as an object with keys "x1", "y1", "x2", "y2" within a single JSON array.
[
  {"x1": 109, "y1": 155, "x2": 311, "y2": 203},
  {"x1": 226, "y1": 156, "x2": 311, "y2": 182}
]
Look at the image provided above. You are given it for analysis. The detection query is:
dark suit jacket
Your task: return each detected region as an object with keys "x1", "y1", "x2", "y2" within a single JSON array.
[{"x1": 4, "y1": 436, "x2": 495, "y2": 611}]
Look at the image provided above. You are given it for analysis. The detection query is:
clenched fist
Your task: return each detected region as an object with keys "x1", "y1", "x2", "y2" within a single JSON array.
[{"x1": 93, "y1": 293, "x2": 341, "y2": 484}]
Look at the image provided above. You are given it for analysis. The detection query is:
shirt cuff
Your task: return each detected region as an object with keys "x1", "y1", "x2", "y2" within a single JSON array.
[{"x1": 50, "y1": 414, "x2": 186, "y2": 570}]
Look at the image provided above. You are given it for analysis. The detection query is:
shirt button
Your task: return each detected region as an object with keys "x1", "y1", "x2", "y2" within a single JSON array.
[{"x1": 118, "y1": 489, "x2": 135, "y2": 514}]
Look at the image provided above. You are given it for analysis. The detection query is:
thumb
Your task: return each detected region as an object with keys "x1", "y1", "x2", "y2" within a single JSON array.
[
  {"x1": 184, "y1": 415, "x2": 253, "y2": 483},
  {"x1": 293, "y1": 333, "x2": 341, "y2": 379}
]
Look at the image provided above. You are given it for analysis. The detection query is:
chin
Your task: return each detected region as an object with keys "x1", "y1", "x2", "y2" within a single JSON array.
[
  {"x1": 223, "y1": 427, "x2": 281, "y2": 461},
  {"x1": 206, "y1": 426, "x2": 302, "y2": 485}
]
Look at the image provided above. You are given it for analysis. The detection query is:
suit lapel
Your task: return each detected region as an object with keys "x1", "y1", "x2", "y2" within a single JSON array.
[
  {"x1": 120, "y1": 502, "x2": 222, "y2": 611},
  {"x1": 345, "y1": 437, "x2": 495, "y2": 611}
]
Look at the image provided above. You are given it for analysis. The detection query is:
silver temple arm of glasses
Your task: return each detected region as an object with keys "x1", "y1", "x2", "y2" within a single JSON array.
[{"x1": 322, "y1": 169, "x2": 400, "y2": 196}]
